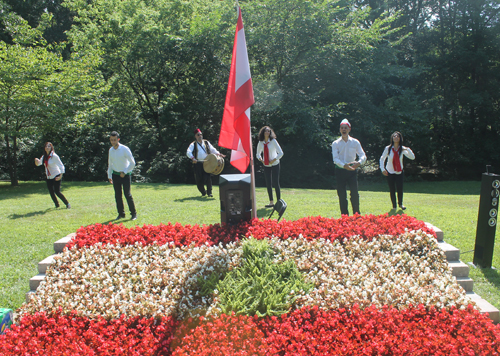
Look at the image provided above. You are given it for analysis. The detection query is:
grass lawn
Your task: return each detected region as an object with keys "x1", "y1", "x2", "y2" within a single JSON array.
[{"x1": 1, "y1": 180, "x2": 499, "y2": 312}]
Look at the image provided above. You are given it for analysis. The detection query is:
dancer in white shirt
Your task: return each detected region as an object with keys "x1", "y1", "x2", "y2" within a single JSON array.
[
  {"x1": 35, "y1": 142, "x2": 71, "y2": 209},
  {"x1": 186, "y1": 128, "x2": 224, "y2": 197},
  {"x1": 108, "y1": 131, "x2": 137, "y2": 220},
  {"x1": 256, "y1": 126, "x2": 284, "y2": 208},
  {"x1": 332, "y1": 119, "x2": 366, "y2": 215},
  {"x1": 379, "y1": 131, "x2": 415, "y2": 210}
]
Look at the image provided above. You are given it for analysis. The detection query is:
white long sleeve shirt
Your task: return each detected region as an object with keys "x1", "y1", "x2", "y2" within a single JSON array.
[
  {"x1": 256, "y1": 139, "x2": 284, "y2": 167},
  {"x1": 332, "y1": 136, "x2": 366, "y2": 169},
  {"x1": 107, "y1": 144, "x2": 136, "y2": 179},
  {"x1": 36, "y1": 152, "x2": 65, "y2": 179},
  {"x1": 379, "y1": 146, "x2": 415, "y2": 174},
  {"x1": 186, "y1": 140, "x2": 220, "y2": 161}
]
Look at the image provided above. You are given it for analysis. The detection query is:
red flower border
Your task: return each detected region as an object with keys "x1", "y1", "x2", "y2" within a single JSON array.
[
  {"x1": 67, "y1": 214, "x2": 436, "y2": 249},
  {"x1": 2, "y1": 306, "x2": 499, "y2": 355}
]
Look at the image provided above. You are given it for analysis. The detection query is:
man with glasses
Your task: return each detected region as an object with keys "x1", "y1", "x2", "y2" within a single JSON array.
[{"x1": 186, "y1": 128, "x2": 224, "y2": 197}]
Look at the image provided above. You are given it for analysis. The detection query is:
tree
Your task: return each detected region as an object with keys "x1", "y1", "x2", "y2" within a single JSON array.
[
  {"x1": 63, "y1": 0, "x2": 237, "y2": 182},
  {"x1": 0, "y1": 11, "x2": 103, "y2": 185},
  {"x1": 409, "y1": 0, "x2": 500, "y2": 176}
]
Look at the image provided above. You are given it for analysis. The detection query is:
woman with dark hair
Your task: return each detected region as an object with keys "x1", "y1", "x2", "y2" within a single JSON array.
[
  {"x1": 256, "y1": 126, "x2": 284, "y2": 208},
  {"x1": 35, "y1": 142, "x2": 71, "y2": 209},
  {"x1": 379, "y1": 131, "x2": 414, "y2": 210}
]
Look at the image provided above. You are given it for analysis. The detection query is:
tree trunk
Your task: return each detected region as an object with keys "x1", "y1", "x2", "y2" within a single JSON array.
[{"x1": 5, "y1": 134, "x2": 19, "y2": 186}]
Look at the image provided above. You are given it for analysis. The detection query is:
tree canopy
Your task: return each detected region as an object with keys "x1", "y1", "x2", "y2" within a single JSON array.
[{"x1": 1, "y1": 0, "x2": 499, "y2": 186}]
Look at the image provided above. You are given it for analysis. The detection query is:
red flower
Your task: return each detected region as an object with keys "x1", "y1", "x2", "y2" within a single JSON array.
[
  {"x1": 67, "y1": 215, "x2": 436, "y2": 250},
  {"x1": 3, "y1": 306, "x2": 498, "y2": 355}
]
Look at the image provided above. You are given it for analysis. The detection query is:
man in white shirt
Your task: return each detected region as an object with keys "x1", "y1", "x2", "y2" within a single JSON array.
[
  {"x1": 108, "y1": 131, "x2": 137, "y2": 220},
  {"x1": 331, "y1": 119, "x2": 367, "y2": 215},
  {"x1": 186, "y1": 128, "x2": 224, "y2": 197}
]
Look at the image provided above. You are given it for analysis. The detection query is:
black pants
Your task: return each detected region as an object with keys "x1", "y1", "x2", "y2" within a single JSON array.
[
  {"x1": 387, "y1": 172, "x2": 404, "y2": 208},
  {"x1": 335, "y1": 168, "x2": 359, "y2": 215},
  {"x1": 264, "y1": 164, "x2": 281, "y2": 201},
  {"x1": 194, "y1": 162, "x2": 212, "y2": 195},
  {"x1": 112, "y1": 174, "x2": 136, "y2": 215},
  {"x1": 46, "y1": 175, "x2": 69, "y2": 208}
]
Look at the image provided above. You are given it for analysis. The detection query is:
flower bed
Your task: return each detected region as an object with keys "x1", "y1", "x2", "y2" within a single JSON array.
[
  {"x1": 1, "y1": 215, "x2": 499, "y2": 355},
  {"x1": 20, "y1": 231, "x2": 469, "y2": 320}
]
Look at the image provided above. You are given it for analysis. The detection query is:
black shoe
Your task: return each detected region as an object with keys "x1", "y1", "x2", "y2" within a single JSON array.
[
  {"x1": 208, "y1": 193, "x2": 213, "y2": 197},
  {"x1": 66, "y1": 203, "x2": 71, "y2": 209},
  {"x1": 265, "y1": 203, "x2": 274, "y2": 208},
  {"x1": 115, "y1": 214, "x2": 126, "y2": 220},
  {"x1": 202, "y1": 192, "x2": 207, "y2": 197},
  {"x1": 399, "y1": 205, "x2": 406, "y2": 210},
  {"x1": 131, "y1": 214, "x2": 137, "y2": 221}
]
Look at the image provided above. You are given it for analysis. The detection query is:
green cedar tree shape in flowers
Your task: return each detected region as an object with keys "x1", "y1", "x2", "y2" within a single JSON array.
[{"x1": 198, "y1": 238, "x2": 313, "y2": 317}]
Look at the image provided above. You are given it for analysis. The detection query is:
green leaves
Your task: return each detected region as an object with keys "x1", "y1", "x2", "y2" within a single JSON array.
[
  {"x1": 201, "y1": 238, "x2": 313, "y2": 317},
  {"x1": 0, "y1": 11, "x2": 104, "y2": 184}
]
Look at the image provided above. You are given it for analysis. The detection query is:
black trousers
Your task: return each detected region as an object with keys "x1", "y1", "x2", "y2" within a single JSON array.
[
  {"x1": 194, "y1": 162, "x2": 212, "y2": 195},
  {"x1": 112, "y1": 174, "x2": 136, "y2": 215},
  {"x1": 387, "y1": 172, "x2": 404, "y2": 208},
  {"x1": 264, "y1": 164, "x2": 281, "y2": 201},
  {"x1": 335, "y1": 168, "x2": 359, "y2": 216},
  {"x1": 46, "y1": 175, "x2": 69, "y2": 208}
]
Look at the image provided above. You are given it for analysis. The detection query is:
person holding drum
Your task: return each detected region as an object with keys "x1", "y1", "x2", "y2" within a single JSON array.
[
  {"x1": 256, "y1": 126, "x2": 284, "y2": 208},
  {"x1": 186, "y1": 128, "x2": 225, "y2": 197}
]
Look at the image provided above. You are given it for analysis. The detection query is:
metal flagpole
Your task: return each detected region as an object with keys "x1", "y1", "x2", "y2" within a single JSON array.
[
  {"x1": 249, "y1": 126, "x2": 257, "y2": 219},
  {"x1": 236, "y1": 1, "x2": 256, "y2": 219}
]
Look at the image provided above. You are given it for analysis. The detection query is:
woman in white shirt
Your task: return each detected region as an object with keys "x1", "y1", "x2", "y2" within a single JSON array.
[
  {"x1": 379, "y1": 131, "x2": 415, "y2": 210},
  {"x1": 256, "y1": 126, "x2": 284, "y2": 208},
  {"x1": 35, "y1": 142, "x2": 71, "y2": 209}
]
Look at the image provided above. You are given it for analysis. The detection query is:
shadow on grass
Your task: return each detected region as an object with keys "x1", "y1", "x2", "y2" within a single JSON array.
[
  {"x1": 0, "y1": 181, "x2": 110, "y2": 200},
  {"x1": 360, "y1": 180, "x2": 480, "y2": 195},
  {"x1": 7, "y1": 208, "x2": 56, "y2": 219},
  {"x1": 0, "y1": 182, "x2": 48, "y2": 200},
  {"x1": 100, "y1": 219, "x2": 116, "y2": 225},
  {"x1": 257, "y1": 205, "x2": 287, "y2": 219},
  {"x1": 388, "y1": 209, "x2": 405, "y2": 216},
  {"x1": 174, "y1": 196, "x2": 212, "y2": 202},
  {"x1": 477, "y1": 266, "x2": 500, "y2": 287}
]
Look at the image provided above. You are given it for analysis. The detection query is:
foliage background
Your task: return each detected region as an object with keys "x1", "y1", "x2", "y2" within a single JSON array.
[{"x1": 1, "y1": 0, "x2": 500, "y2": 187}]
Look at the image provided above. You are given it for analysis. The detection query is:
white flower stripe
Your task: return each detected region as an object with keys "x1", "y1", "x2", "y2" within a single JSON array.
[{"x1": 21, "y1": 231, "x2": 473, "y2": 320}]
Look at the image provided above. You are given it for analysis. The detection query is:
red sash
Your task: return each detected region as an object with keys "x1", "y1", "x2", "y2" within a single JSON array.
[
  {"x1": 264, "y1": 142, "x2": 270, "y2": 165},
  {"x1": 392, "y1": 148, "x2": 402, "y2": 172},
  {"x1": 44, "y1": 154, "x2": 51, "y2": 176}
]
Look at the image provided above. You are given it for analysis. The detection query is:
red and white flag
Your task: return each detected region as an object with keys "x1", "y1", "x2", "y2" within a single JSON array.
[{"x1": 219, "y1": 7, "x2": 254, "y2": 173}]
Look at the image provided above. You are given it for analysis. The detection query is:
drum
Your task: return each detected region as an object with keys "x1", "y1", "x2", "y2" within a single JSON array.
[{"x1": 203, "y1": 154, "x2": 225, "y2": 175}]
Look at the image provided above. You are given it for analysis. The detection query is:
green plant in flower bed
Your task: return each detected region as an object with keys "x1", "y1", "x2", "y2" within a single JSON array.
[{"x1": 198, "y1": 238, "x2": 313, "y2": 317}]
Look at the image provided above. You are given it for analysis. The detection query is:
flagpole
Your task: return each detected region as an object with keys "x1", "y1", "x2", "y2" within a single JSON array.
[
  {"x1": 234, "y1": 3, "x2": 256, "y2": 219},
  {"x1": 219, "y1": 3, "x2": 256, "y2": 218},
  {"x1": 249, "y1": 128, "x2": 257, "y2": 219},
  {"x1": 236, "y1": 2, "x2": 256, "y2": 220},
  {"x1": 239, "y1": 3, "x2": 256, "y2": 219}
]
